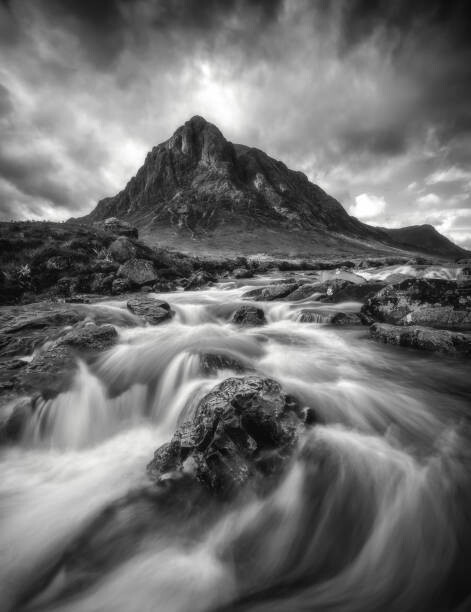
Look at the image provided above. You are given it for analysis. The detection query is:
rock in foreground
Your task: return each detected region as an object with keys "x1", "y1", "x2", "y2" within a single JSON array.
[
  {"x1": 126, "y1": 297, "x2": 172, "y2": 325},
  {"x1": 243, "y1": 283, "x2": 299, "y2": 301},
  {"x1": 370, "y1": 323, "x2": 471, "y2": 356},
  {"x1": 147, "y1": 376, "x2": 306, "y2": 498},
  {"x1": 363, "y1": 279, "x2": 471, "y2": 330},
  {"x1": 232, "y1": 305, "x2": 266, "y2": 327}
]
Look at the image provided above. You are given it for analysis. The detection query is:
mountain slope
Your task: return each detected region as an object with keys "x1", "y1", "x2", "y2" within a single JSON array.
[
  {"x1": 80, "y1": 116, "x2": 466, "y2": 258},
  {"x1": 381, "y1": 225, "x2": 468, "y2": 259}
]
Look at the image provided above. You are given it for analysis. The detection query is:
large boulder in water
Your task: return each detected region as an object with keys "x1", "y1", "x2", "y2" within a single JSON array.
[
  {"x1": 243, "y1": 283, "x2": 299, "y2": 301},
  {"x1": 117, "y1": 258, "x2": 158, "y2": 287},
  {"x1": 231, "y1": 305, "x2": 266, "y2": 327},
  {"x1": 126, "y1": 297, "x2": 172, "y2": 325},
  {"x1": 147, "y1": 376, "x2": 306, "y2": 498},
  {"x1": 362, "y1": 279, "x2": 471, "y2": 330},
  {"x1": 370, "y1": 323, "x2": 471, "y2": 356},
  {"x1": 59, "y1": 322, "x2": 118, "y2": 351},
  {"x1": 13, "y1": 322, "x2": 118, "y2": 398}
]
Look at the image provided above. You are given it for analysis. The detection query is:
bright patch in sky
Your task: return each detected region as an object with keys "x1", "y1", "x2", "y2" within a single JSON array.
[{"x1": 349, "y1": 193, "x2": 386, "y2": 220}]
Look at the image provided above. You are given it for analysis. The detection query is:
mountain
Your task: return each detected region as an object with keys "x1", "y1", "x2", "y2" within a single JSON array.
[
  {"x1": 381, "y1": 225, "x2": 467, "y2": 260},
  {"x1": 80, "y1": 116, "x2": 467, "y2": 259}
]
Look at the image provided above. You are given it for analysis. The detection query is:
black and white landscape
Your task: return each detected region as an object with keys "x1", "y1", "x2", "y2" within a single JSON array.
[{"x1": 1, "y1": 2, "x2": 471, "y2": 612}]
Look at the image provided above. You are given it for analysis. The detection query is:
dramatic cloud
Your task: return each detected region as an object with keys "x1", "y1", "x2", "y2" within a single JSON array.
[{"x1": 0, "y1": 0, "x2": 470, "y2": 247}]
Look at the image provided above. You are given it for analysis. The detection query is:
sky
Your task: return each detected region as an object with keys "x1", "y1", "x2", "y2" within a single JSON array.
[{"x1": 0, "y1": 0, "x2": 470, "y2": 249}]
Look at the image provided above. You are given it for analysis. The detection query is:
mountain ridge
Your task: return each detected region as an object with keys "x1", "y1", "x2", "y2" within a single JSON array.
[{"x1": 79, "y1": 116, "x2": 468, "y2": 259}]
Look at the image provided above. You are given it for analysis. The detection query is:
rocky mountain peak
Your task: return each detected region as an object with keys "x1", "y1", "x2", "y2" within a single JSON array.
[{"x1": 79, "y1": 116, "x2": 468, "y2": 257}]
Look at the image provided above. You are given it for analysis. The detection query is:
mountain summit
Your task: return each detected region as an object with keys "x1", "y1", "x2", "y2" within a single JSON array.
[{"x1": 81, "y1": 116, "x2": 467, "y2": 258}]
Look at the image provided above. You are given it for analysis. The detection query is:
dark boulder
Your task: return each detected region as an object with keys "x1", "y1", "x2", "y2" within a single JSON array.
[
  {"x1": 117, "y1": 258, "x2": 158, "y2": 287},
  {"x1": 59, "y1": 323, "x2": 118, "y2": 352},
  {"x1": 126, "y1": 297, "x2": 172, "y2": 325},
  {"x1": 184, "y1": 271, "x2": 217, "y2": 291},
  {"x1": 198, "y1": 353, "x2": 248, "y2": 375},
  {"x1": 233, "y1": 268, "x2": 253, "y2": 279},
  {"x1": 232, "y1": 305, "x2": 266, "y2": 327},
  {"x1": 0, "y1": 396, "x2": 33, "y2": 443},
  {"x1": 362, "y1": 279, "x2": 471, "y2": 330},
  {"x1": 283, "y1": 284, "x2": 321, "y2": 301},
  {"x1": 297, "y1": 309, "x2": 333, "y2": 323},
  {"x1": 243, "y1": 283, "x2": 299, "y2": 301},
  {"x1": 109, "y1": 236, "x2": 137, "y2": 263},
  {"x1": 15, "y1": 323, "x2": 118, "y2": 398},
  {"x1": 90, "y1": 272, "x2": 114, "y2": 294},
  {"x1": 111, "y1": 278, "x2": 131, "y2": 294},
  {"x1": 147, "y1": 376, "x2": 306, "y2": 498},
  {"x1": 331, "y1": 312, "x2": 364, "y2": 326},
  {"x1": 370, "y1": 323, "x2": 471, "y2": 356}
]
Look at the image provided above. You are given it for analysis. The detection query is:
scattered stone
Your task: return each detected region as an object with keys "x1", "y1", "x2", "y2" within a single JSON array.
[
  {"x1": 243, "y1": 283, "x2": 299, "y2": 301},
  {"x1": 0, "y1": 396, "x2": 33, "y2": 443},
  {"x1": 117, "y1": 259, "x2": 158, "y2": 287},
  {"x1": 60, "y1": 323, "x2": 118, "y2": 352},
  {"x1": 184, "y1": 271, "x2": 216, "y2": 291},
  {"x1": 362, "y1": 279, "x2": 471, "y2": 330},
  {"x1": 109, "y1": 236, "x2": 137, "y2": 263},
  {"x1": 126, "y1": 297, "x2": 172, "y2": 325},
  {"x1": 331, "y1": 312, "x2": 363, "y2": 325},
  {"x1": 111, "y1": 278, "x2": 131, "y2": 294},
  {"x1": 297, "y1": 309, "x2": 333, "y2": 323},
  {"x1": 233, "y1": 268, "x2": 253, "y2": 279},
  {"x1": 198, "y1": 353, "x2": 247, "y2": 375},
  {"x1": 232, "y1": 305, "x2": 266, "y2": 327},
  {"x1": 369, "y1": 323, "x2": 471, "y2": 356},
  {"x1": 284, "y1": 284, "x2": 321, "y2": 301}
]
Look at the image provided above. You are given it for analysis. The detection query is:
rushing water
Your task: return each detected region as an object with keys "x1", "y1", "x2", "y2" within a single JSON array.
[{"x1": 1, "y1": 267, "x2": 470, "y2": 612}]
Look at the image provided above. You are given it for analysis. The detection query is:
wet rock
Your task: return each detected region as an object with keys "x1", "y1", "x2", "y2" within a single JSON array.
[
  {"x1": 233, "y1": 267, "x2": 253, "y2": 279},
  {"x1": 90, "y1": 272, "x2": 114, "y2": 294},
  {"x1": 331, "y1": 312, "x2": 363, "y2": 325},
  {"x1": 383, "y1": 272, "x2": 412, "y2": 284},
  {"x1": 362, "y1": 279, "x2": 471, "y2": 330},
  {"x1": 153, "y1": 280, "x2": 177, "y2": 293},
  {"x1": 147, "y1": 376, "x2": 305, "y2": 498},
  {"x1": 284, "y1": 283, "x2": 321, "y2": 301},
  {"x1": 0, "y1": 308, "x2": 87, "y2": 363},
  {"x1": 111, "y1": 278, "x2": 130, "y2": 294},
  {"x1": 16, "y1": 323, "x2": 118, "y2": 397},
  {"x1": 184, "y1": 271, "x2": 216, "y2": 291},
  {"x1": 60, "y1": 323, "x2": 118, "y2": 352},
  {"x1": 232, "y1": 305, "x2": 266, "y2": 327},
  {"x1": 0, "y1": 396, "x2": 33, "y2": 443},
  {"x1": 199, "y1": 353, "x2": 248, "y2": 375},
  {"x1": 297, "y1": 309, "x2": 333, "y2": 323},
  {"x1": 117, "y1": 258, "x2": 158, "y2": 287},
  {"x1": 402, "y1": 306, "x2": 471, "y2": 329},
  {"x1": 370, "y1": 323, "x2": 471, "y2": 356},
  {"x1": 4, "y1": 310, "x2": 83, "y2": 333},
  {"x1": 126, "y1": 297, "x2": 172, "y2": 325},
  {"x1": 243, "y1": 283, "x2": 299, "y2": 301},
  {"x1": 306, "y1": 279, "x2": 386, "y2": 303}
]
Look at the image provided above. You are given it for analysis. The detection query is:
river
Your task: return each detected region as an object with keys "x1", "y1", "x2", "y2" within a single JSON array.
[{"x1": 1, "y1": 266, "x2": 470, "y2": 611}]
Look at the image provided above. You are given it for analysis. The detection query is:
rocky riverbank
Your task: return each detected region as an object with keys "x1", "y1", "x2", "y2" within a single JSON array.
[{"x1": 1, "y1": 219, "x2": 453, "y2": 306}]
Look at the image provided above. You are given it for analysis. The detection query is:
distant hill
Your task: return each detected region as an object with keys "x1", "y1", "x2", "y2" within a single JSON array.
[
  {"x1": 78, "y1": 115, "x2": 467, "y2": 259},
  {"x1": 381, "y1": 225, "x2": 468, "y2": 260}
]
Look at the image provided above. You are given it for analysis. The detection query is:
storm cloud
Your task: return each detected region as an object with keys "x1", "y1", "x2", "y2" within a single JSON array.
[{"x1": 0, "y1": 0, "x2": 470, "y2": 247}]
